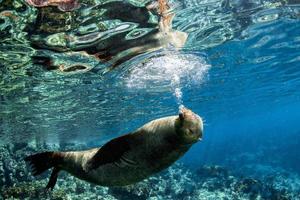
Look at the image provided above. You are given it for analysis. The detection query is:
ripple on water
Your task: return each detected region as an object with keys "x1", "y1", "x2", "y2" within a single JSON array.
[
  {"x1": 252, "y1": 8, "x2": 281, "y2": 24},
  {"x1": 173, "y1": 0, "x2": 299, "y2": 50},
  {"x1": 0, "y1": 0, "x2": 300, "y2": 143}
]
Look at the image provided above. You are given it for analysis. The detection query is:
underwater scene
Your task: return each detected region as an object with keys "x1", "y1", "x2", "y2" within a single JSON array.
[{"x1": 1, "y1": 0, "x2": 300, "y2": 199}]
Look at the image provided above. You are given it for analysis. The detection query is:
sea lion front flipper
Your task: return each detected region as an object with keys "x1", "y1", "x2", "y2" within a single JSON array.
[
  {"x1": 84, "y1": 134, "x2": 133, "y2": 172},
  {"x1": 46, "y1": 167, "x2": 60, "y2": 190}
]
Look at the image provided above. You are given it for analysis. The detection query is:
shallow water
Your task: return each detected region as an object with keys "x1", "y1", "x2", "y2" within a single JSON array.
[{"x1": 1, "y1": 0, "x2": 300, "y2": 199}]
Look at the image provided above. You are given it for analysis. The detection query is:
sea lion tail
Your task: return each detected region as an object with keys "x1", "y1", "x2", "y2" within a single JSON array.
[
  {"x1": 24, "y1": 152, "x2": 61, "y2": 175},
  {"x1": 25, "y1": 152, "x2": 64, "y2": 190}
]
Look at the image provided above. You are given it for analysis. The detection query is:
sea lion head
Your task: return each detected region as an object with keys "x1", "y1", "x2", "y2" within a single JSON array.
[{"x1": 175, "y1": 106, "x2": 203, "y2": 144}]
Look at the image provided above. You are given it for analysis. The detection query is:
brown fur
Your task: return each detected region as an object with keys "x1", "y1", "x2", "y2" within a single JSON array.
[{"x1": 25, "y1": 108, "x2": 203, "y2": 189}]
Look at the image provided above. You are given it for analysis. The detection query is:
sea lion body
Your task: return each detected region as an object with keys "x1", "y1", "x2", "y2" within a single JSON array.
[
  {"x1": 25, "y1": 108, "x2": 203, "y2": 188},
  {"x1": 61, "y1": 116, "x2": 190, "y2": 186}
]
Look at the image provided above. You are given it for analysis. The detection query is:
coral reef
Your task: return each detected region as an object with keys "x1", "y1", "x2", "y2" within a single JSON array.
[{"x1": 1, "y1": 143, "x2": 300, "y2": 200}]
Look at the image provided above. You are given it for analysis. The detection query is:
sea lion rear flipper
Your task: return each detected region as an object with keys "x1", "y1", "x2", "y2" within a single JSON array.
[
  {"x1": 46, "y1": 167, "x2": 60, "y2": 190},
  {"x1": 25, "y1": 152, "x2": 64, "y2": 190},
  {"x1": 84, "y1": 134, "x2": 133, "y2": 172},
  {"x1": 24, "y1": 152, "x2": 63, "y2": 176}
]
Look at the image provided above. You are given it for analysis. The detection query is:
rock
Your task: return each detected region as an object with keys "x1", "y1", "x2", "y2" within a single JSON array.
[{"x1": 196, "y1": 165, "x2": 229, "y2": 178}]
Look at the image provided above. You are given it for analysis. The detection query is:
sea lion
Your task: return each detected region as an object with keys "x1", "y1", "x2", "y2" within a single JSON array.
[{"x1": 25, "y1": 107, "x2": 203, "y2": 189}]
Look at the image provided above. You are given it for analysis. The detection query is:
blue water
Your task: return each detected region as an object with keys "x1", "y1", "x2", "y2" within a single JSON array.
[
  {"x1": 1, "y1": 0, "x2": 300, "y2": 199},
  {"x1": 183, "y1": 19, "x2": 300, "y2": 173}
]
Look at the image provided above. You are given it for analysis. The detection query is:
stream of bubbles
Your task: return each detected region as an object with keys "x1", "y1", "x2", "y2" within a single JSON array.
[{"x1": 124, "y1": 50, "x2": 211, "y2": 109}]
